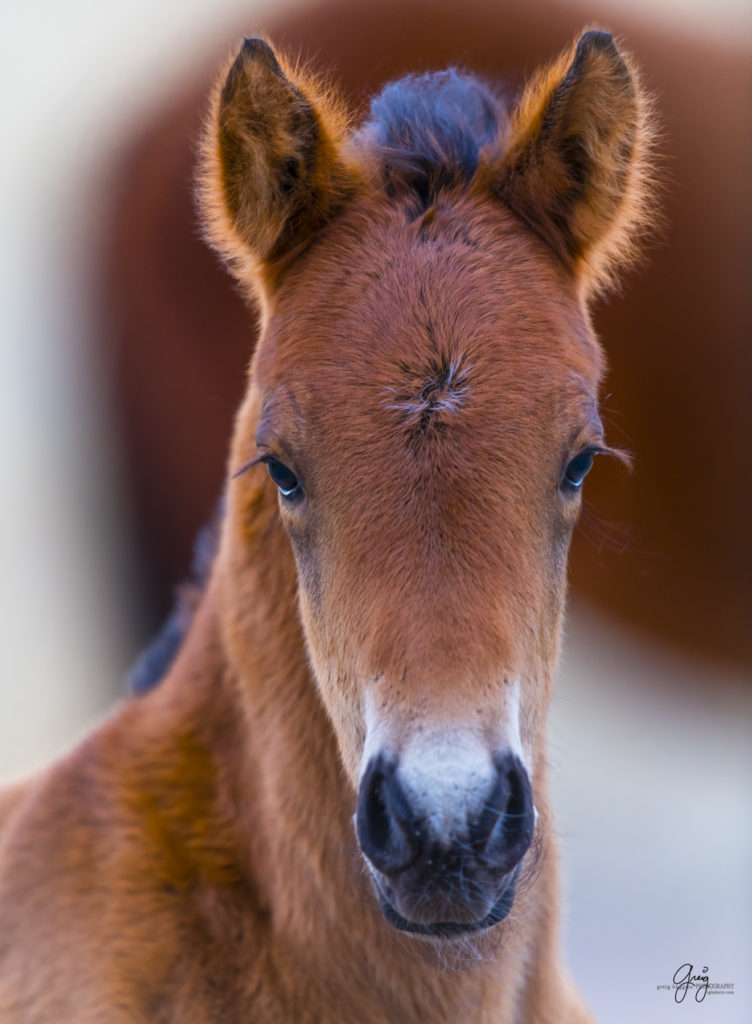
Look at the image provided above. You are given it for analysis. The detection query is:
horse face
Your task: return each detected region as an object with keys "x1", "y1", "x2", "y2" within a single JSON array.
[
  {"x1": 201, "y1": 33, "x2": 651, "y2": 936},
  {"x1": 244, "y1": 197, "x2": 603, "y2": 932}
]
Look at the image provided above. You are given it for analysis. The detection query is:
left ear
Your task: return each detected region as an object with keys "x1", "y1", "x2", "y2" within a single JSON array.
[
  {"x1": 495, "y1": 29, "x2": 656, "y2": 297},
  {"x1": 198, "y1": 38, "x2": 360, "y2": 293}
]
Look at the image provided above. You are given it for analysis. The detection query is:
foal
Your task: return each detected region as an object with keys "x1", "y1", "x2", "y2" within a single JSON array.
[{"x1": 0, "y1": 29, "x2": 654, "y2": 1022}]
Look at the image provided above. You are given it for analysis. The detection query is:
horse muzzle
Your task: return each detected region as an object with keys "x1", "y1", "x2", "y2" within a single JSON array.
[{"x1": 355, "y1": 748, "x2": 535, "y2": 938}]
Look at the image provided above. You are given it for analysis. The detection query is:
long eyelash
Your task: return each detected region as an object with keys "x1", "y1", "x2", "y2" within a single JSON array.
[
  {"x1": 591, "y1": 442, "x2": 633, "y2": 471},
  {"x1": 232, "y1": 454, "x2": 267, "y2": 479},
  {"x1": 597, "y1": 396, "x2": 634, "y2": 471}
]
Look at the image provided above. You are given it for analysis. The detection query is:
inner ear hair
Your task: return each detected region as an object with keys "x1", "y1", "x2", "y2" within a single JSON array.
[
  {"x1": 496, "y1": 28, "x2": 660, "y2": 299},
  {"x1": 197, "y1": 38, "x2": 361, "y2": 291}
]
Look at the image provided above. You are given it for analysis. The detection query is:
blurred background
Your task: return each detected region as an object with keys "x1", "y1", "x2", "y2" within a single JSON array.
[{"x1": 1, "y1": 0, "x2": 750, "y2": 1020}]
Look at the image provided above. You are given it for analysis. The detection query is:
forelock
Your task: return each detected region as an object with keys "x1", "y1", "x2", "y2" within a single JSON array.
[{"x1": 349, "y1": 69, "x2": 507, "y2": 205}]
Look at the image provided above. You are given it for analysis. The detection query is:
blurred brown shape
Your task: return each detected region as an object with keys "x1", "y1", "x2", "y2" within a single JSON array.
[{"x1": 101, "y1": 0, "x2": 751, "y2": 670}]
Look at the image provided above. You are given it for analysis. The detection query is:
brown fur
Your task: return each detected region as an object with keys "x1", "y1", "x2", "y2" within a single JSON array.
[{"x1": 0, "y1": 31, "x2": 656, "y2": 1022}]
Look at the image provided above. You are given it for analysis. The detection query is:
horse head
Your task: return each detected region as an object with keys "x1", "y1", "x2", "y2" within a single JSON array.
[{"x1": 199, "y1": 30, "x2": 652, "y2": 939}]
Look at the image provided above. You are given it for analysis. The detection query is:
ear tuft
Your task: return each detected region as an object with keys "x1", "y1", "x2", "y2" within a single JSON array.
[
  {"x1": 235, "y1": 37, "x2": 285, "y2": 75},
  {"x1": 496, "y1": 28, "x2": 659, "y2": 298},
  {"x1": 198, "y1": 39, "x2": 360, "y2": 292}
]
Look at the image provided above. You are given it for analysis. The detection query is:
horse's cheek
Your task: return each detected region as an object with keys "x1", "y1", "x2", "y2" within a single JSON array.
[{"x1": 295, "y1": 583, "x2": 365, "y2": 785}]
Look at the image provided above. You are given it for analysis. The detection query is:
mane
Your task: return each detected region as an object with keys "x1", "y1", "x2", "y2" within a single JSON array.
[
  {"x1": 128, "y1": 504, "x2": 222, "y2": 695},
  {"x1": 349, "y1": 69, "x2": 507, "y2": 205}
]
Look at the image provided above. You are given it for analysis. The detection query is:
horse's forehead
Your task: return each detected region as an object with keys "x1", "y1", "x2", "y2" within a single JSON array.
[
  {"x1": 261, "y1": 200, "x2": 602, "y2": 436},
  {"x1": 274, "y1": 204, "x2": 595, "y2": 370}
]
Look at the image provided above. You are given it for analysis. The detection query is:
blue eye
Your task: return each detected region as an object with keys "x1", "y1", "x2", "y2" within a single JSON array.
[
  {"x1": 266, "y1": 458, "x2": 301, "y2": 499},
  {"x1": 562, "y1": 450, "x2": 595, "y2": 491}
]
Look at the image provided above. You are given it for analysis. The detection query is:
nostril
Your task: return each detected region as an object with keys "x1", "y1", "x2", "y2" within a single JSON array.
[
  {"x1": 496, "y1": 760, "x2": 531, "y2": 848},
  {"x1": 471, "y1": 753, "x2": 535, "y2": 873},
  {"x1": 356, "y1": 755, "x2": 421, "y2": 875},
  {"x1": 365, "y1": 772, "x2": 390, "y2": 852}
]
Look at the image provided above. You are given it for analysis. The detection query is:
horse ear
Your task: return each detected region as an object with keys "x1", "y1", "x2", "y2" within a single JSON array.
[
  {"x1": 495, "y1": 29, "x2": 656, "y2": 297},
  {"x1": 199, "y1": 39, "x2": 359, "y2": 285}
]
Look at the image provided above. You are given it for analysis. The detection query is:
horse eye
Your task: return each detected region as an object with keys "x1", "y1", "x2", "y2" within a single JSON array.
[
  {"x1": 561, "y1": 450, "x2": 595, "y2": 491},
  {"x1": 266, "y1": 458, "x2": 301, "y2": 499}
]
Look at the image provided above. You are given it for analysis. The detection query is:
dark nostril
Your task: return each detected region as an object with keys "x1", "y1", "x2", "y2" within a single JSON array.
[
  {"x1": 470, "y1": 752, "x2": 535, "y2": 874},
  {"x1": 364, "y1": 771, "x2": 390, "y2": 851},
  {"x1": 357, "y1": 754, "x2": 421, "y2": 876}
]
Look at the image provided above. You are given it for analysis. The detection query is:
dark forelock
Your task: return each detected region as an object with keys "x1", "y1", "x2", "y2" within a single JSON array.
[{"x1": 351, "y1": 69, "x2": 506, "y2": 205}]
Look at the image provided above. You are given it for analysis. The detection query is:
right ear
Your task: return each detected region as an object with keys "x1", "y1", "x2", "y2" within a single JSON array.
[
  {"x1": 199, "y1": 39, "x2": 360, "y2": 287},
  {"x1": 495, "y1": 29, "x2": 657, "y2": 298}
]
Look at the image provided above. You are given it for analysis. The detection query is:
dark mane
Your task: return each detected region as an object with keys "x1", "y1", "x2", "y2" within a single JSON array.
[
  {"x1": 128, "y1": 503, "x2": 222, "y2": 695},
  {"x1": 351, "y1": 69, "x2": 507, "y2": 205}
]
